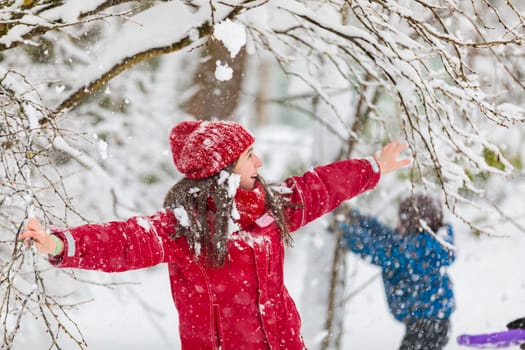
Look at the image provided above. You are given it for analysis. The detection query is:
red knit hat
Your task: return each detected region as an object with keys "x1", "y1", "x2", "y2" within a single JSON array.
[{"x1": 169, "y1": 120, "x2": 255, "y2": 179}]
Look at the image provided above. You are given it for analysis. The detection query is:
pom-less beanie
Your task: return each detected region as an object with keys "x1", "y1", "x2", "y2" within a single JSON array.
[{"x1": 169, "y1": 120, "x2": 255, "y2": 179}]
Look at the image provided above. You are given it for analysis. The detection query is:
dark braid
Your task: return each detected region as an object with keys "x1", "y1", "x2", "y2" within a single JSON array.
[
  {"x1": 163, "y1": 173, "x2": 293, "y2": 267},
  {"x1": 163, "y1": 173, "x2": 232, "y2": 266}
]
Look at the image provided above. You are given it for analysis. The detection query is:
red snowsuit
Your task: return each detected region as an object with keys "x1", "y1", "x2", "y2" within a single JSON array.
[{"x1": 50, "y1": 159, "x2": 380, "y2": 349}]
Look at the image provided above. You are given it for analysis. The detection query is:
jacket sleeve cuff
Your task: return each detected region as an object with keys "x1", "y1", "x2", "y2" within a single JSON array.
[
  {"x1": 48, "y1": 229, "x2": 75, "y2": 266},
  {"x1": 365, "y1": 156, "x2": 380, "y2": 174}
]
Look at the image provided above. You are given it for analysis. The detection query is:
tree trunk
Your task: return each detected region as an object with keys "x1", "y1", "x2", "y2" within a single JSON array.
[{"x1": 182, "y1": 37, "x2": 247, "y2": 121}]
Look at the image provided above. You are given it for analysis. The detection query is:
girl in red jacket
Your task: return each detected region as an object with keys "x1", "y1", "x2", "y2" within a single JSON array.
[{"x1": 20, "y1": 120, "x2": 409, "y2": 349}]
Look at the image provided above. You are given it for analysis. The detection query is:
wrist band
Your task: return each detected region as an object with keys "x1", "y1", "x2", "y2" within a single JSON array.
[{"x1": 50, "y1": 234, "x2": 63, "y2": 256}]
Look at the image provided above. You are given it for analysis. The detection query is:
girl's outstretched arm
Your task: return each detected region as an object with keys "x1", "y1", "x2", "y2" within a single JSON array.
[
  {"x1": 19, "y1": 211, "x2": 190, "y2": 272},
  {"x1": 374, "y1": 141, "x2": 411, "y2": 174}
]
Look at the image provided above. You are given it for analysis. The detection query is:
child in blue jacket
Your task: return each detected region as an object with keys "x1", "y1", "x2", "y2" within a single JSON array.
[{"x1": 335, "y1": 194, "x2": 456, "y2": 350}]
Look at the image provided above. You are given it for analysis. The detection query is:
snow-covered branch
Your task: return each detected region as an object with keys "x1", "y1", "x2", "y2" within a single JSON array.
[{"x1": 244, "y1": 0, "x2": 525, "y2": 231}]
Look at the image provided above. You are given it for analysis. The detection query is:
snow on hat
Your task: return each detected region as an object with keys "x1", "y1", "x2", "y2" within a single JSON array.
[{"x1": 169, "y1": 120, "x2": 255, "y2": 179}]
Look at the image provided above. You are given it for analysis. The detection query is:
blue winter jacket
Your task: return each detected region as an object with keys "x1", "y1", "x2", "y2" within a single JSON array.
[{"x1": 338, "y1": 209, "x2": 455, "y2": 322}]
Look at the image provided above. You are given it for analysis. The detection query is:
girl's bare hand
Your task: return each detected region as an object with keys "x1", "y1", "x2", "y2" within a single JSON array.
[
  {"x1": 19, "y1": 218, "x2": 61, "y2": 255},
  {"x1": 374, "y1": 141, "x2": 411, "y2": 175}
]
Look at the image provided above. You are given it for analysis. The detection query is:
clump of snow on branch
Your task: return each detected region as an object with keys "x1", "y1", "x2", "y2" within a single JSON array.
[{"x1": 213, "y1": 19, "x2": 246, "y2": 59}]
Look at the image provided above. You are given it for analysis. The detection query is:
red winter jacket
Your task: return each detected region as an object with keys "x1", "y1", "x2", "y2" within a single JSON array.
[{"x1": 50, "y1": 159, "x2": 380, "y2": 349}]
